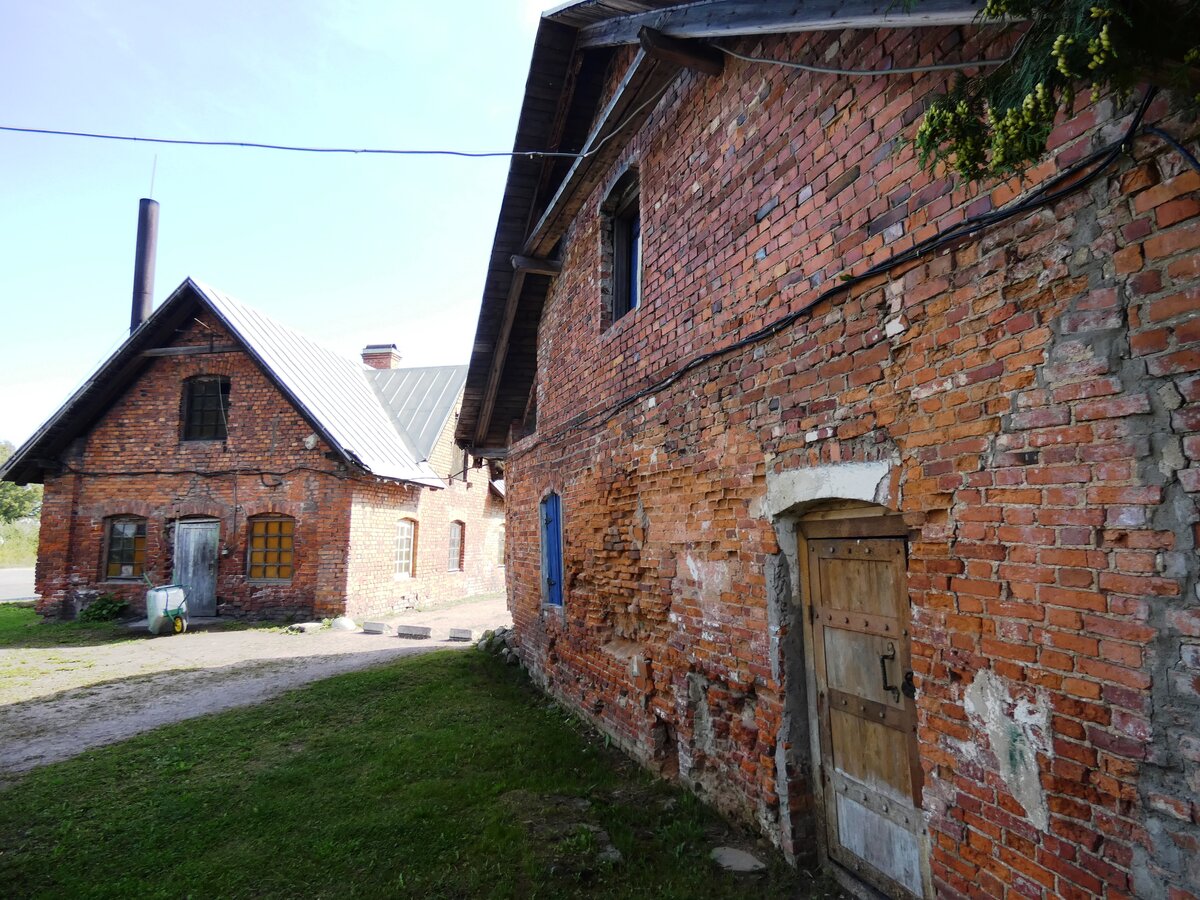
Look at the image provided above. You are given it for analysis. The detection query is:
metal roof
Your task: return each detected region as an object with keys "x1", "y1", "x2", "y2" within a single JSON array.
[
  {"x1": 367, "y1": 364, "x2": 468, "y2": 461},
  {"x1": 0, "y1": 278, "x2": 451, "y2": 488},
  {"x1": 193, "y1": 281, "x2": 447, "y2": 487}
]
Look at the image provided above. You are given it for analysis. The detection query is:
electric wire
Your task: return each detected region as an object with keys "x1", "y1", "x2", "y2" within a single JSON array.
[
  {"x1": 526, "y1": 88, "x2": 1172, "y2": 450},
  {"x1": 718, "y1": 44, "x2": 1017, "y2": 77},
  {"x1": 0, "y1": 85, "x2": 673, "y2": 161}
]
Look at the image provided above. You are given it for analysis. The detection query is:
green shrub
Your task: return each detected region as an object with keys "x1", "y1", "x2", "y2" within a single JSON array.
[{"x1": 78, "y1": 594, "x2": 129, "y2": 622}]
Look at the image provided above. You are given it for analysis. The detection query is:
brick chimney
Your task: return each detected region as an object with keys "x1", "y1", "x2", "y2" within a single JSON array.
[{"x1": 361, "y1": 343, "x2": 402, "y2": 369}]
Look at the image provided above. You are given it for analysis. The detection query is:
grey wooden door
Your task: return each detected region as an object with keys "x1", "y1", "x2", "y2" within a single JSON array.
[
  {"x1": 801, "y1": 517, "x2": 925, "y2": 898},
  {"x1": 174, "y1": 520, "x2": 219, "y2": 616}
]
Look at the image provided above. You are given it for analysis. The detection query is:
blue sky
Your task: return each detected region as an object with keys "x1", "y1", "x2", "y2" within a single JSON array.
[{"x1": 0, "y1": 0, "x2": 558, "y2": 447}]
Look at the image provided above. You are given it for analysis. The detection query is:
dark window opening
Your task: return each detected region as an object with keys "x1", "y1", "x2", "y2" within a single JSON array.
[
  {"x1": 605, "y1": 170, "x2": 642, "y2": 323},
  {"x1": 183, "y1": 376, "x2": 230, "y2": 441}
]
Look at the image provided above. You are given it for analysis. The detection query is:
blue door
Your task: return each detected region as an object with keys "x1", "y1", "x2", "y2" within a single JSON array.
[{"x1": 540, "y1": 493, "x2": 563, "y2": 607}]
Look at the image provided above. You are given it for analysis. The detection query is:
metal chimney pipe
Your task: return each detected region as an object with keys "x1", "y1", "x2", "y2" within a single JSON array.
[{"x1": 130, "y1": 198, "x2": 159, "y2": 334}]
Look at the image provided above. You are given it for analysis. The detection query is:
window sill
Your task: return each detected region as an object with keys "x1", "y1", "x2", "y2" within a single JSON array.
[
  {"x1": 99, "y1": 578, "x2": 144, "y2": 584},
  {"x1": 393, "y1": 573, "x2": 414, "y2": 581},
  {"x1": 247, "y1": 579, "x2": 293, "y2": 585}
]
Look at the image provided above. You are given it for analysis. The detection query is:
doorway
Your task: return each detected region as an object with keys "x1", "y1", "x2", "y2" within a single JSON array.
[
  {"x1": 174, "y1": 520, "x2": 220, "y2": 616},
  {"x1": 798, "y1": 507, "x2": 924, "y2": 898}
]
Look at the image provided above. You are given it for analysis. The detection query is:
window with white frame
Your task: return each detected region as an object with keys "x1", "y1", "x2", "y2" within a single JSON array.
[
  {"x1": 448, "y1": 521, "x2": 465, "y2": 572},
  {"x1": 396, "y1": 519, "x2": 417, "y2": 577}
]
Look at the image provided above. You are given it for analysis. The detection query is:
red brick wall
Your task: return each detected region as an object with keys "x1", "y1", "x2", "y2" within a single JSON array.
[
  {"x1": 346, "y1": 401, "x2": 505, "y2": 618},
  {"x1": 503, "y1": 25, "x2": 1200, "y2": 898}
]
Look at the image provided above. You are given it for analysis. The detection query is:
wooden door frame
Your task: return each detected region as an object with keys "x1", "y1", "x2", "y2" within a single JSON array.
[{"x1": 794, "y1": 503, "x2": 928, "y2": 899}]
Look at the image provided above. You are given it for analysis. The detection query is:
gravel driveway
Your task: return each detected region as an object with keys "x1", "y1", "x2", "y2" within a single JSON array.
[{"x1": 0, "y1": 596, "x2": 511, "y2": 781}]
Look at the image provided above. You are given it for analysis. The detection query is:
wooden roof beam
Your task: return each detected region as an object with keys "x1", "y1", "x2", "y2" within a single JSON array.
[
  {"x1": 523, "y1": 49, "x2": 679, "y2": 259},
  {"x1": 577, "y1": 0, "x2": 993, "y2": 48},
  {"x1": 639, "y1": 26, "x2": 724, "y2": 76}
]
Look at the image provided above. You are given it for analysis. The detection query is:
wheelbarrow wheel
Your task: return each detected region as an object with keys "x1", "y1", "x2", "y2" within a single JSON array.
[{"x1": 172, "y1": 615, "x2": 186, "y2": 635}]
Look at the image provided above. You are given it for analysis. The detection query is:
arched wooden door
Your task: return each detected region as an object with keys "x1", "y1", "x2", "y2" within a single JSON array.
[{"x1": 798, "y1": 509, "x2": 925, "y2": 898}]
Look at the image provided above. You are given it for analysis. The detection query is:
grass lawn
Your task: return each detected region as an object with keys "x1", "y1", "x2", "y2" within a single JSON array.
[
  {"x1": 0, "y1": 650, "x2": 840, "y2": 899},
  {"x1": 0, "y1": 604, "x2": 138, "y2": 649}
]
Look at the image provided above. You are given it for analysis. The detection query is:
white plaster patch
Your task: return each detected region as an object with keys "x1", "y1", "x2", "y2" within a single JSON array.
[
  {"x1": 963, "y1": 670, "x2": 1051, "y2": 831},
  {"x1": 679, "y1": 553, "x2": 732, "y2": 626},
  {"x1": 884, "y1": 316, "x2": 908, "y2": 337},
  {"x1": 763, "y1": 460, "x2": 895, "y2": 518}
]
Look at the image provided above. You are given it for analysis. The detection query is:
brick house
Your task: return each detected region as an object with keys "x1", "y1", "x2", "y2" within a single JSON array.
[
  {"x1": 2, "y1": 278, "x2": 505, "y2": 621},
  {"x1": 456, "y1": 3, "x2": 1200, "y2": 897}
]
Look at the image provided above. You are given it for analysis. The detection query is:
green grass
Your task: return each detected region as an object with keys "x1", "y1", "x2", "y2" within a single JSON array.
[
  {"x1": 0, "y1": 651, "x2": 839, "y2": 899},
  {"x1": 0, "y1": 604, "x2": 136, "y2": 649},
  {"x1": 0, "y1": 519, "x2": 37, "y2": 568},
  {"x1": 0, "y1": 605, "x2": 278, "y2": 650}
]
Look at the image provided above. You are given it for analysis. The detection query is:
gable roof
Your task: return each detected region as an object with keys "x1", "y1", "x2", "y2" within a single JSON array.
[
  {"x1": 2, "y1": 278, "x2": 460, "y2": 488},
  {"x1": 367, "y1": 365, "x2": 468, "y2": 461},
  {"x1": 455, "y1": 0, "x2": 988, "y2": 456}
]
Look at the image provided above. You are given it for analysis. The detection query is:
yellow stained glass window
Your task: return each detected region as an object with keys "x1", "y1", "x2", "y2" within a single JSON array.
[{"x1": 247, "y1": 517, "x2": 295, "y2": 581}]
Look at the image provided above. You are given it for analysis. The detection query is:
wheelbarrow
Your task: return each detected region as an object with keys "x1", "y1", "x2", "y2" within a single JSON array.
[{"x1": 146, "y1": 584, "x2": 189, "y2": 636}]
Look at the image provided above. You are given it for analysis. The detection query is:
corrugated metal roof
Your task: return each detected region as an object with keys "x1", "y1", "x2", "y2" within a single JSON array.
[
  {"x1": 368, "y1": 365, "x2": 467, "y2": 462},
  {"x1": 192, "y1": 280, "x2": 447, "y2": 487}
]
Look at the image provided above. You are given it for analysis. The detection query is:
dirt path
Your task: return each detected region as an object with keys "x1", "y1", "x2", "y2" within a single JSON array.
[{"x1": 0, "y1": 597, "x2": 511, "y2": 780}]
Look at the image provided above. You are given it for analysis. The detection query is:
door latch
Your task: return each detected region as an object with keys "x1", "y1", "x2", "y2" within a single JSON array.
[{"x1": 879, "y1": 642, "x2": 900, "y2": 703}]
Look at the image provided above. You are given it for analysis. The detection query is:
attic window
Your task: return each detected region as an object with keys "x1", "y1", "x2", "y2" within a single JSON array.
[
  {"x1": 182, "y1": 376, "x2": 230, "y2": 441},
  {"x1": 603, "y1": 169, "x2": 642, "y2": 324}
]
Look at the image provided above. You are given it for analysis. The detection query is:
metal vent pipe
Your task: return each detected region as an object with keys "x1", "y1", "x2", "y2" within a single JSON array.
[{"x1": 130, "y1": 198, "x2": 159, "y2": 334}]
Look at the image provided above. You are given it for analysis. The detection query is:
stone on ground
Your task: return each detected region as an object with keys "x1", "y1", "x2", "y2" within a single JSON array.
[
  {"x1": 362, "y1": 621, "x2": 391, "y2": 634},
  {"x1": 710, "y1": 847, "x2": 766, "y2": 872},
  {"x1": 447, "y1": 627, "x2": 473, "y2": 642},
  {"x1": 395, "y1": 625, "x2": 432, "y2": 640},
  {"x1": 286, "y1": 622, "x2": 324, "y2": 634},
  {"x1": 330, "y1": 616, "x2": 358, "y2": 631}
]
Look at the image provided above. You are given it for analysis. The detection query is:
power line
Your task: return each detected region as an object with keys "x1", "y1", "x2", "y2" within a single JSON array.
[{"x1": 0, "y1": 86, "x2": 672, "y2": 162}]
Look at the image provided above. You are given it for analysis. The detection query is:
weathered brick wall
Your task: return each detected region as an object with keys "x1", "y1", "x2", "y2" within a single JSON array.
[
  {"x1": 504, "y1": 25, "x2": 1200, "y2": 898},
  {"x1": 345, "y1": 404, "x2": 505, "y2": 618}
]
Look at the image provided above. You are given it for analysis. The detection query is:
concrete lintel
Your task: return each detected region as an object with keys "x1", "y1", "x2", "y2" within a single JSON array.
[{"x1": 763, "y1": 460, "x2": 895, "y2": 519}]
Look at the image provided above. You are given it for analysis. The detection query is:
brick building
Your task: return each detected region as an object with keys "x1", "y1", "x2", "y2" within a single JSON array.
[
  {"x1": 3, "y1": 278, "x2": 504, "y2": 622},
  {"x1": 456, "y1": 3, "x2": 1200, "y2": 897}
]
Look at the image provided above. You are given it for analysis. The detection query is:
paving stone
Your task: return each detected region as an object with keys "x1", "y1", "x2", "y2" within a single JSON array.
[{"x1": 447, "y1": 627, "x2": 474, "y2": 641}]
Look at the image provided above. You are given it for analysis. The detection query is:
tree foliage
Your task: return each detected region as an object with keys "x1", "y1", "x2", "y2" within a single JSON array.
[
  {"x1": 0, "y1": 442, "x2": 43, "y2": 523},
  {"x1": 914, "y1": 0, "x2": 1200, "y2": 180}
]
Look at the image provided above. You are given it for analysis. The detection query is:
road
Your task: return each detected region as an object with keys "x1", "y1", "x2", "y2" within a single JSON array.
[{"x1": 0, "y1": 568, "x2": 35, "y2": 602}]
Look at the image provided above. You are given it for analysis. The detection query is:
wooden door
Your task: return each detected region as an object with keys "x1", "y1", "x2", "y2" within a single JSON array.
[
  {"x1": 801, "y1": 519, "x2": 924, "y2": 898},
  {"x1": 174, "y1": 520, "x2": 219, "y2": 616}
]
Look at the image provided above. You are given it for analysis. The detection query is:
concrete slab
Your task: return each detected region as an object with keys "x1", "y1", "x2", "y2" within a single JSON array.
[
  {"x1": 362, "y1": 621, "x2": 392, "y2": 634},
  {"x1": 447, "y1": 628, "x2": 474, "y2": 642},
  {"x1": 395, "y1": 625, "x2": 432, "y2": 640}
]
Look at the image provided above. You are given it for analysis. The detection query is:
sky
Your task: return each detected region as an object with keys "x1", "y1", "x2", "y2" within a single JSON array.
[{"x1": 0, "y1": 0, "x2": 561, "y2": 448}]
